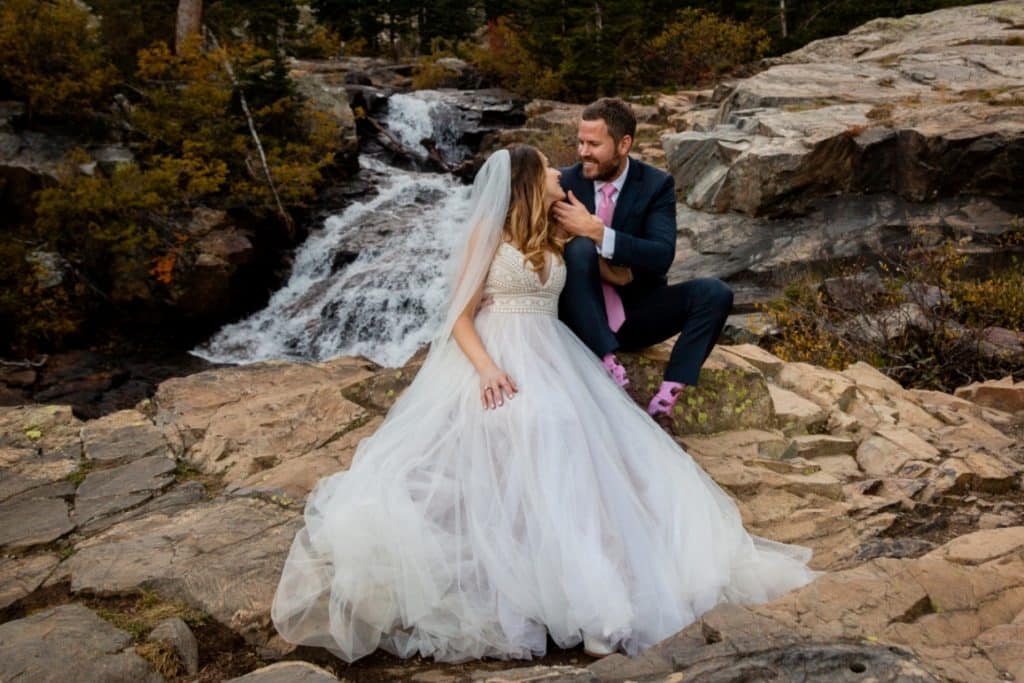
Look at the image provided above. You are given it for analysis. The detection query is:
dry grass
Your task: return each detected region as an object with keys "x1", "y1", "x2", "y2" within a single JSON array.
[
  {"x1": 761, "y1": 227, "x2": 1024, "y2": 391},
  {"x1": 136, "y1": 640, "x2": 186, "y2": 679},
  {"x1": 173, "y1": 460, "x2": 226, "y2": 498},
  {"x1": 93, "y1": 588, "x2": 209, "y2": 641},
  {"x1": 866, "y1": 103, "x2": 895, "y2": 125}
]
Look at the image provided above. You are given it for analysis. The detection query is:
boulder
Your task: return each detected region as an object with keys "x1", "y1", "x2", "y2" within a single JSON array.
[
  {"x1": 226, "y1": 661, "x2": 340, "y2": 682},
  {"x1": 590, "y1": 602, "x2": 940, "y2": 681},
  {"x1": 148, "y1": 617, "x2": 199, "y2": 676},
  {"x1": 73, "y1": 453, "x2": 177, "y2": 525},
  {"x1": 0, "y1": 494, "x2": 75, "y2": 550},
  {"x1": 856, "y1": 426, "x2": 941, "y2": 478},
  {"x1": 178, "y1": 226, "x2": 256, "y2": 317},
  {"x1": 978, "y1": 327, "x2": 1024, "y2": 361},
  {"x1": 620, "y1": 344, "x2": 774, "y2": 435},
  {"x1": 955, "y1": 375, "x2": 1024, "y2": 414},
  {"x1": 721, "y1": 312, "x2": 779, "y2": 345},
  {"x1": 718, "y1": 343, "x2": 786, "y2": 376},
  {"x1": 665, "y1": 2, "x2": 1024, "y2": 216},
  {"x1": 668, "y1": 193, "x2": 1024, "y2": 285},
  {"x1": 911, "y1": 388, "x2": 1017, "y2": 429},
  {"x1": 152, "y1": 358, "x2": 375, "y2": 494},
  {"x1": 0, "y1": 553, "x2": 59, "y2": 609},
  {"x1": 662, "y1": 1, "x2": 1024, "y2": 286},
  {"x1": 793, "y1": 434, "x2": 858, "y2": 459},
  {"x1": 775, "y1": 362, "x2": 858, "y2": 411},
  {"x1": 66, "y1": 497, "x2": 301, "y2": 650},
  {"x1": 81, "y1": 409, "x2": 172, "y2": 463},
  {"x1": 291, "y1": 70, "x2": 360, "y2": 165},
  {"x1": 768, "y1": 384, "x2": 829, "y2": 435},
  {"x1": 0, "y1": 603, "x2": 164, "y2": 682},
  {"x1": 470, "y1": 665, "x2": 593, "y2": 681}
]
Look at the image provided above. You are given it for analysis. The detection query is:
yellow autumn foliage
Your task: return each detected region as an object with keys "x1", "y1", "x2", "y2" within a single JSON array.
[{"x1": 0, "y1": 0, "x2": 117, "y2": 119}]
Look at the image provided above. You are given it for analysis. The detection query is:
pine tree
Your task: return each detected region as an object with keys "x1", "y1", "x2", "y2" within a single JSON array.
[{"x1": 417, "y1": 0, "x2": 481, "y2": 51}]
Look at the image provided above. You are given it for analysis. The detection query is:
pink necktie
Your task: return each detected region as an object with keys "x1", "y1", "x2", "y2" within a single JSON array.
[{"x1": 597, "y1": 184, "x2": 626, "y2": 332}]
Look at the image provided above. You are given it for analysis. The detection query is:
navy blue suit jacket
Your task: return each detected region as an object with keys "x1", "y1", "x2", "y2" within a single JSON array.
[{"x1": 559, "y1": 158, "x2": 677, "y2": 303}]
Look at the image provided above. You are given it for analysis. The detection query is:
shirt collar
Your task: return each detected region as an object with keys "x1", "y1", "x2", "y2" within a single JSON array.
[{"x1": 594, "y1": 157, "x2": 630, "y2": 196}]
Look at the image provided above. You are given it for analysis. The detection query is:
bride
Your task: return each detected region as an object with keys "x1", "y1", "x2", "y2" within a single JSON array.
[{"x1": 271, "y1": 144, "x2": 818, "y2": 664}]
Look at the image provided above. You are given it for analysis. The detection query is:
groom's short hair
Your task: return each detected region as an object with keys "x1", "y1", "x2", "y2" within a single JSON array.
[{"x1": 581, "y1": 98, "x2": 637, "y2": 145}]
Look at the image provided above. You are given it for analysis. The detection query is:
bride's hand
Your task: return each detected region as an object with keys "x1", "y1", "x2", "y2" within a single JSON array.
[
  {"x1": 479, "y1": 366, "x2": 517, "y2": 409},
  {"x1": 599, "y1": 258, "x2": 633, "y2": 286}
]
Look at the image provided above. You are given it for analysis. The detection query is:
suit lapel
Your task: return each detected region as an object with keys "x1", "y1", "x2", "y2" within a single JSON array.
[{"x1": 611, "y1": 159, "x2": 643, "y2": 233}]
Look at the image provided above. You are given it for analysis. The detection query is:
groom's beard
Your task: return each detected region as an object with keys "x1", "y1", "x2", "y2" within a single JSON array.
[{"x1": 581, "y1": 152, "x2": 624, "y2": 181}]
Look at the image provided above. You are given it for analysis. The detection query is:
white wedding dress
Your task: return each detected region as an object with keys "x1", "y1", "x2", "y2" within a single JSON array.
[{"x1": 271, "y1": 241, "x2": 818, "y2": 663}]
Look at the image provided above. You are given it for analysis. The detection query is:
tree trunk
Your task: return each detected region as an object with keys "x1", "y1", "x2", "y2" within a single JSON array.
[
  {"x1": 206, "y1": 28, "x2": 295, "y2": 233},
  {"x1": 176, "y1": 0, "x2": 203, "y2": 53}
]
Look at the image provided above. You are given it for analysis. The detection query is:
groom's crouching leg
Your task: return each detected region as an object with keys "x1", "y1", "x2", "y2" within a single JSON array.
[
  {"x1": 665, "y1": 277, "x2": 734, "y2": 386},
  {"x1": 559, "y1": 238, "x2": 619, "y2": 358},
  {"x1": 703, "y1": 278, "x2": 734, "y2": 325},
  {"x1": 564, "y1": 236, "x2": 599, "y2": 271},
  {"x1": 688, "y1": 277, "x2": 733, "y2": 358}
]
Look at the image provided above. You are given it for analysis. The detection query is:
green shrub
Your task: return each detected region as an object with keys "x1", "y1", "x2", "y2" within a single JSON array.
[
  {"x1": 956, "y1": 265, "x2": 1024, "y2": 331},
  {"x1": 955, "y1": 230, "x2": 1024, "y2": 330},
  {"x1": 0, "y1": 239, "x2": 82, "y2": 352},
  {"x1": 290, "y1": 23, "x2": 343, "y2": 59},
  {"x1": 762, "y1": 228, "x2": 1024, "y2": 391},
  {"x1": 4, "y1": 33, "x2": 343, "y2": 353},
  {"x1": 133, "y1": 38, "x2": 340, "y2": 210}
]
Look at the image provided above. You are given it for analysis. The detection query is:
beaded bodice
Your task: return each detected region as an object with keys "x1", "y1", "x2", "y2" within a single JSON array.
[{"x1": 479, "y1": 242, "x2": 566, "y2": 316}]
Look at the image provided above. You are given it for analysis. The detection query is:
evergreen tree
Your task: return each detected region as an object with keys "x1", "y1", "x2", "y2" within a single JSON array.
[
  {"x1": 205, "y1": 0, "x2": 300, "y2": 49},
  {"x1": 86, "y1": 0, "x2": 178, "y2": 75},
  {"x1": 311, "y1": 0, "x2": 383, "y2": 47},
  {"x1": 311, "y1": 0, "x2": 419, "y2": 54},
  {"x1": 418, "y1": 0, "x2": 481, "y2": 52}
]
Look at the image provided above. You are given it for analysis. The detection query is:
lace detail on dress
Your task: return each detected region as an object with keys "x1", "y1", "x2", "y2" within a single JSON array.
[{"x1": 479, "y1": 242, "x2": 565, "y2": 316}]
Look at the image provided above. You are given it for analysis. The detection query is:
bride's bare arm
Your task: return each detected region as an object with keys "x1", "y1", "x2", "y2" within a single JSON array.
[{"x1": 452, "y1": 283, "x2": 518, "y2": 409}]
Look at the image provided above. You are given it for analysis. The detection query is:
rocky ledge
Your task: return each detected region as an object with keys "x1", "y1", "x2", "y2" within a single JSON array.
[
  {"x1": 0, "y1": 341, "x2": 1021, "y2": 681},
  {"x1": 660, "y1": 0, "x2": 1024, "y2": 291}
]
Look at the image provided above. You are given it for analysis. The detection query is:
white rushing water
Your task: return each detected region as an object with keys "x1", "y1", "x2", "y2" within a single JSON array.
[{"x1": 191, "y1": 92, "x2": 474, "y2": 368}]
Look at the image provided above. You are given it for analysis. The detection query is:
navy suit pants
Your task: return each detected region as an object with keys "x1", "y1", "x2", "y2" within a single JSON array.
[{"x1": 558, "y1": 237, "x2": 733, "y2": 386}]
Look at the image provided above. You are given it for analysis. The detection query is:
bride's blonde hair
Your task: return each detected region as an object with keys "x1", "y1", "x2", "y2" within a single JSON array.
[{"x1": 504, "y1": 144, "x2": 566, "y2": 273}]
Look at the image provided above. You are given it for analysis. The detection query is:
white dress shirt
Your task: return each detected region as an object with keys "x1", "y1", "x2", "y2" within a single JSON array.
[{"x1": 594, "y1": 158, "x2": 629, "y2": 259}]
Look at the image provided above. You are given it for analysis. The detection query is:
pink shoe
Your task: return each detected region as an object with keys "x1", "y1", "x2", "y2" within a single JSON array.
[
  {"x1": 601, "y1": 353, "x2": 629, "y2": 388},
  {"x1": 647, "y1": 381, "x2": 685, "y2": 417}
]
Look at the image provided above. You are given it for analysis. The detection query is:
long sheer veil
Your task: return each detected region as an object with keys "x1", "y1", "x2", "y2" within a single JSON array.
[
  {"x1": 434, "y1": 148, "x2": 511, "y2": 344},
  {"x1": 350, "y1": 149, "x2": 510, "y2": 442}
]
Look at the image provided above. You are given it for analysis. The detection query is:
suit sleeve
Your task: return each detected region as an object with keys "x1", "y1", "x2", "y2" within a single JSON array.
[{"x1": 611, "y1": 174, "x2": 676, "y2": 276}]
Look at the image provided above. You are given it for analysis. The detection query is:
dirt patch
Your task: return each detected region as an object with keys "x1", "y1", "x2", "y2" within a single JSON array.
[{"x1": 182, "y1": 621, "x2": 265, "y2": 682}]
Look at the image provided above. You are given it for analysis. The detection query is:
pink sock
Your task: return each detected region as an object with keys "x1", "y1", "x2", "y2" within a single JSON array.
[
  {"x1": 647, "y1": 381, "x2": 685, "y2": 417},
  {"x1": 602, "y1": 353, "x2": 629, "y2": 388}
]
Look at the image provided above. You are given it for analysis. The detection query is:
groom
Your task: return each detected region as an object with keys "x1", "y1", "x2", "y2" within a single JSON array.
[{"x1": 553, "y1": 97, "x2": 733, "y2": 418}]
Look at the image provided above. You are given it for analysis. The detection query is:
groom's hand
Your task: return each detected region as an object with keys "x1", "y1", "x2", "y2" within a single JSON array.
[{"x1": 552, "y1": 191, "x2": 604, "y2": 244}]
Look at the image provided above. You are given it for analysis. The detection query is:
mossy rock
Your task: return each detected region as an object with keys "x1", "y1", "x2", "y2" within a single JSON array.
[
  {"x1": 619, "y1": 351, "x2": 775, "y2": 436},
  {"x1": 341, "y1": 360, "x2": 423, "y2": 414}
]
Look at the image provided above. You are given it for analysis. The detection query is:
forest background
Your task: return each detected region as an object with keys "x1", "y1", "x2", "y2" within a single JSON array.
[{"x1": 0, "y1": 0, "x2": 986, "y2": 358}]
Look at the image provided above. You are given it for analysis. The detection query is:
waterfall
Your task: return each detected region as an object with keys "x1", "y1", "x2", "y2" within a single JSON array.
[
  {"x1": 191, "y1": 92, "x2": 476, "y2": 368},
  {"x1": 384, "y1": 91, "x2": 472, "y2": 163}
]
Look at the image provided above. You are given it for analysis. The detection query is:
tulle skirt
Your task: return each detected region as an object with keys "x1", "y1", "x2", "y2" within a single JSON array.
[{"x1": 270, "y1": 309, "x2": 818, "y2": 663}]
